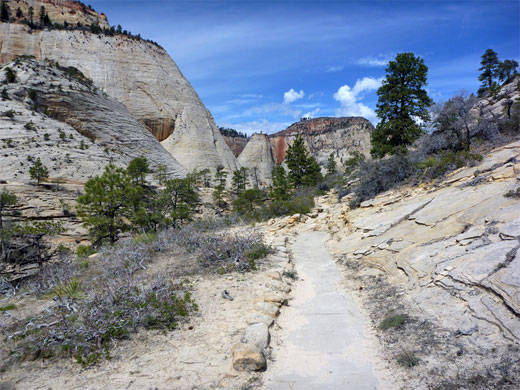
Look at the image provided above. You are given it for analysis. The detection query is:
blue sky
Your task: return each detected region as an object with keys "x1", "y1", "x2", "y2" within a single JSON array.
[{"x1": 88, "y1": 0, "x2": 519, "y2": 134}]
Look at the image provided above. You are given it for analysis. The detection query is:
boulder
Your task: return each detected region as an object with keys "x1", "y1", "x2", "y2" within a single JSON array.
[{"x1": 232, "y1": 344, "x2": 266, "y2": 371}]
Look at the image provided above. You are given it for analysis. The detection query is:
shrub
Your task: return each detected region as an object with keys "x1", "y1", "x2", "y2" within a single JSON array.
[
  {"x1": 4, "y1": 67, "x2": 16, "y2": 83},
  {"x1": 76, "y1": 244, "x2": 95, "y2": 258},
  {"x1": 0, "y1": 304, "x2": 16, "y2": 312},
  {"x1": 24, "y1": 121, "x2": 35, "y2": 131},
  {"x1": 397, "y1": 350, "x2": 419, "y2": 368},
  {"x1": 504, "y1": 187, "x2": 520, "y2": 199},
  {"x1": 348, "y1": 154, "x2": 417, "y2": 207},
  {"x1": 379, "y1": 313, "x2": 409, "y2": 330},
  {"x1": 4, "y1": 109, "x2": 15, "y2": 118},
  {"x1": 418, "y1": 150, "x2": 483, "y2": 181}
]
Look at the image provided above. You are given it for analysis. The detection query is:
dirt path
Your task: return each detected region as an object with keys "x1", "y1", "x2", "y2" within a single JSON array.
[{"x1": 263, "y1": 232, "x2": 393, "y2": 390}]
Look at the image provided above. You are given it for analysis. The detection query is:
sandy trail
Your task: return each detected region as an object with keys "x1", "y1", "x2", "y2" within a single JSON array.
[{"x1": 263, "y1": 231, "x2": 392, "y2": 390}]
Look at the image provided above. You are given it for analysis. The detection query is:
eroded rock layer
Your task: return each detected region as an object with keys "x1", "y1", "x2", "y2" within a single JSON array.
[
  {"x1": 0, "y1": 58, "x2": 186, "y2": 182},
  {"x1": 269, "y1": 117, "x2": 373, "y2": 166},
  {"x1": 0, "y1": 16, "x2": 238, "y2": 174},
  {"x1": 237, "y1": 133, "x2": 274, "y2": 187}
]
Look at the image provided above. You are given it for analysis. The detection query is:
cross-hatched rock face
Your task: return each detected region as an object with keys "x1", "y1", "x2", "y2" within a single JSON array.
[
  {"x1": 0, "y1": 57, "x2": 185, "y2": 182},
  {"x1": 0, "y1": 19, "x2": 238, "y2": 175}
]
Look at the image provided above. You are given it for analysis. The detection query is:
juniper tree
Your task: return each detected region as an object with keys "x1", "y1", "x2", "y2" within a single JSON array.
[{"x1": 371, "y1": 52, "x2": 432, "y2": 158}]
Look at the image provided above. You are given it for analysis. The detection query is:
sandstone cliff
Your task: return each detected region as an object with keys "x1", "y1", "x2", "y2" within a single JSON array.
[
  {"x1": 269, "y1": 117, "x2": 373, "y2": 166},
  {"x1": 0, "y1": 3, "x2": 238, "y2": 174},
  {"x1": 0, "y1": 57, "x2": 186, "y2": 182},
  {"x1": 222, "y1": 134, "x2": 249, "y2": 157},
  {"x1": 237, "y1": 133, "x2": 274, "y2": 188}
]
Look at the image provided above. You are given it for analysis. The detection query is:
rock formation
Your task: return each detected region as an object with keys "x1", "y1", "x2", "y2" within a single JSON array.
[
  {"x1": 222, "y1": 133, "x2": 249, "y2": 157},
  {"x1": 269, "y1": 117, "x2": 373, "y2": 166},
  {"x1": 0, "y1": 1, "x2": 238, "y2": 174},
  {"x1": 1, "y1": 0, "x2": 109, "y2": 28},
  {"x1": 0, "y1": 57, "x2": 185, "y2": 182},
  {"x1": 237, "y1": 133, "x2": 274, "y2": 187},
  {"x1": 236, "y1": 117, "x2": 373, "y2": 183},
  {"x1": 267, "y1": 139, "x2": 520, "y2": 387}
]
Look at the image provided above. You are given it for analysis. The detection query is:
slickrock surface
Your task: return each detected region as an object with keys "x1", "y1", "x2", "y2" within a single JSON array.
[
  {"x1": 266, "y1": 139, "x2": 520, "y2": 389},
  {"x1": 0, "y1": 17, "x2": 238, "y2": 174},
  {"x1": 269, "y1": 117, "x2": 373, "y2": 166},
  {"x1": 237, "y1": 133, "x2": 275, "y2": 187},
  {"x1": 0, "y1": 58, "x2": 185, "y2": 182}
]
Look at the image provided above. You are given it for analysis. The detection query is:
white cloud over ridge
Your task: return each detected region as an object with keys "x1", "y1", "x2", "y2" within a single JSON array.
[
  {"x1": 283, "y1": 88, "x2": 305, "y2": 104},
  {"x1": 219, "y1": 119, "x2": 291, "y2": 135},
  {"x1": 333, "y1": 77, "x2": 383, "y2": 123},
  {"x1": 302, "y1": 108, "x2": 320, "y2": 119}
]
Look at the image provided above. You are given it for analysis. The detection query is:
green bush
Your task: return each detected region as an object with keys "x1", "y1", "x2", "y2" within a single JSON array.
[
  {"x1": 379, "y1": 313, "x2": 408, "y2": 330},
  {"x1": 76, "y1": 244, "x2": 95, "y2": 258},
  {"x1": 418, "y1": 150, "x2": 483, "y2": 180}
]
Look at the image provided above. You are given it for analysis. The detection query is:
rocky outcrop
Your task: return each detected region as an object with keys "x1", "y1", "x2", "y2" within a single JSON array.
[
  {"x1": 269, "y1": 117, "x2": 373, "y2": 166},
  {"x1": 268, "y1": 139, "x2": 520, "y2": 387},
  {"x1": 0, "y1": 57, "x2": 185, "y2": 182},
  {"x1": 3, "y1": 0, "x2": 109, "y2": 28},
  {"x1": 222, "y1": 134, "x2": 248, "y2": 157},
  {"x1": 237, "y1": 133, "x2": 274, "y2": 187},
  {"x1": 0, "y1": 5, "x2": 238, "y2": 174}
]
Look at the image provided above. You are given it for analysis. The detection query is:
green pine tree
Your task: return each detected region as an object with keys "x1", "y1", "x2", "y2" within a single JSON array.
[
  {"x1": 285, "y1": 135, "x2": 323, "y2": 187},
  {"x1": 126, "y1": 157, "x2": 149, "y2": 186},
  {"x1": 233, "y1": 188, "x2": 265, "y2": 216},
  {"x1": 0, "y1": 188, "x2": 17, "y2": 261},
  {"x1": 269, "y1": 166, "x2": 291, "y2": 201},
  {"x1": 29, "y1": 158, "x2": 49, "y2": 185},
  {"x1": 213, "y1": 165, "x2": 228, "y2": 209},
  {"x1": 0, "y1": 1, "x2": 10, "y2": 22},
  {"x1": 497, "y1": 59, "x2": 519, "y2": 83},
  {"x1": 478, "y1": 49, "x2": 500, "y2": 96},
  {"x1": 232, "y1": 167, "x2": 249, "y2": 195},
  {"x1": 77, "y1": 163, "x2": 135, "y2": 245},
  {"x1": 326, "y1": 153, "x2": 337, "y2": 175},
  {"x1": 370, "y1": 52, "x2": 432, "y2": 158}
]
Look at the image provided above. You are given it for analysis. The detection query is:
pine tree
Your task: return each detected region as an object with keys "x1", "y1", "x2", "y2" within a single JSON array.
[
  {"x1": 269, "y1": 166, "x2": 290, "y2": 201},
  {"x1": 29, "y1": 158, "x2": 49, "y2": 185},
  {"x1": 156, "y1": 178, "x2": 199, "y2": 228},
  {"x1": 126, "y1": 157, "x2": 149, "y2": 186},
  {"x1": 478, "y1": 49, "x2": 500, "y2": 96},
  {"x1": 0, "y1": 189, "x2": 17, "y2": 261},
  {"x1": 28, "y1": 6, "x2": 34, "y2": 27},
  {"x1": 212, "y1": 165, "x2": 228, "y2": 209},
  {"x1": 233, "y1": 189, "x2": 265, "y2": 216},
  {"x1": 285, "y1": 135, "x2": 323, "y2": 187},
  {"x1": 326, "y1": 153, "x2": 337, "y2": 175},
  {"x1": 232, "y1": 167, "x2": 248, "y2": 195},
  {"x1": 497, "y1": 59, "x2": 519, "y2": 83},
  {"x1": 39, "y1": 6, "x2": 45, "y2": 26},
  {"x1": 0, "y1": 1, "x2": 10, "y2": 22},
  {"x1": 77, "y1": 163, "x2": 134, "y2": 245},
  {"x1": 370, "y1": 52, "x2": 432, "y2": 158}
]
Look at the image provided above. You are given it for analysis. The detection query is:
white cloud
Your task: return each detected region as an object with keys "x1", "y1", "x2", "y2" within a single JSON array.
[
  {"x1": 302, "y1": 108, "x2": 320, "y2": 119},
  {"x1": 326, "y1": 65, "x2": 343, "y2": 72},
  {"x1": 333, "y1": 77, "x2": 383, "y2": 123},
  {"x1": 283, "y1": 88, "x2": 305, "y2": 104},
  {"x1": 357, "y1": 56, "x2": 391, "y2": 67},
  {"x1": 219, "y1": 119, "x2": 291, "y2": 135}
]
